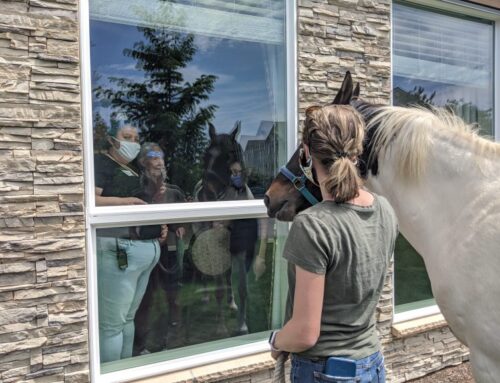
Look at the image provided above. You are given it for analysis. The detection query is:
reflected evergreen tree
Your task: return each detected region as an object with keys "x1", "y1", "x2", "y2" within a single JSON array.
[
  {"x1": 96, "y1": 28, "x2": 217, "y2": 193},
  {"x1": 394, "y1": 86, "x2": 493, "y2": 137},
  {"x1": 393, "y1": 86, "x2": 436, "y2": 107},
  {"x1": 93, "y1": 112, "x2": 109, "y2": 153}
]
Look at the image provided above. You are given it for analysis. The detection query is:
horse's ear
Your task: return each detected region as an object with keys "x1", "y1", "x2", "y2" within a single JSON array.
[
  {"x1": 230, "y1": 120, "x2": 241, "y2": 140},
  {"x1": 208, "y1": 123, "x2": 216, "y2": 141},
  {"x1": 353, "y1": 83, "x2": 360, "y2": 100},
  {"x1": 331, "y1": 71, "x2": 353, "y2": 105}
]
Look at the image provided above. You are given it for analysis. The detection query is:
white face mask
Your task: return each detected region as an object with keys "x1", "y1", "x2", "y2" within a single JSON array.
[{"x1": 113, "y1": 138, "x2": 141, "y2": 163}]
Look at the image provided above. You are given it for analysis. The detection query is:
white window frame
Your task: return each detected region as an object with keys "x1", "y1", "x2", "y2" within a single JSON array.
[
  {"x1": 391, "y1": 0, "x2": 500, "y2": 323},
  {"x1": 79, "y1": 0, "x2": 298, "y2": 381}
]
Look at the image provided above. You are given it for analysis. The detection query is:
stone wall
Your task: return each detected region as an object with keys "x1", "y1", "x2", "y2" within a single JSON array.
[{"x1": 0, "y1": 0, "x2": 87, "y2": 382}]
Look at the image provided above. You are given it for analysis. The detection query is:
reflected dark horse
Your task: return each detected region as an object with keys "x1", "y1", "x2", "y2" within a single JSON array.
[{"x1": 195, "y1": 121, "x2": 257, "y2": 335}]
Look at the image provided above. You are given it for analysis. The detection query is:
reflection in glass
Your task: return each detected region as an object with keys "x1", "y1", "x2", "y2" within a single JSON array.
[
  {"x1": 97, "y1": 217, "x2": 280, "y2": 366},
  {"x1": 393, "y1": 3, "x2": 494, "y2": 310},
  {"x1": 90, "y1": 0, "x2": 287, "y2": 204},
  {"x1": 393, "y1": 3, "x2": 494, "y2": 136}
]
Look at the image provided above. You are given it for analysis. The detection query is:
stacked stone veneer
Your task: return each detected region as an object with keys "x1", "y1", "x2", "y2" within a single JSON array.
[{"x1": 0, "y1": 0, "x2": 87, "y2": 382}]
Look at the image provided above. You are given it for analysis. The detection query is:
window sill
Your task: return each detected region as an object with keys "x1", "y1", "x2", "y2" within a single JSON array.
[
  {"x1": 133, "y1": 351, "x2": 275, "y2": 383},
  {"x1": 391, "y1": 313, "x2": 447, "y2": 339}
]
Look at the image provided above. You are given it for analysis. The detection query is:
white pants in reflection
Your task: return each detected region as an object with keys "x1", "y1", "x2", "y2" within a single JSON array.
[{"x1": 97, "y1": 237, "x2": 160, "y2": 363}]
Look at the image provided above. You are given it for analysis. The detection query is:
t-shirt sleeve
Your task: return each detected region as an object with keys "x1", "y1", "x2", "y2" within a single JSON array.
[{"x1": 283, "y1": 214, "x2": 333, "y2": 275}]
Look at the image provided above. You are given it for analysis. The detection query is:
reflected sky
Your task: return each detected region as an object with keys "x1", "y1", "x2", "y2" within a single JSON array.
[{"x1": 90, "y1": 20, "x2": 286, "y2": 137}]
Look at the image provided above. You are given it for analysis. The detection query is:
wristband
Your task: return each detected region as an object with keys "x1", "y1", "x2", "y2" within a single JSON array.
[{"x1": 268, "y1": 330, "x2": 280, "y2": 352}]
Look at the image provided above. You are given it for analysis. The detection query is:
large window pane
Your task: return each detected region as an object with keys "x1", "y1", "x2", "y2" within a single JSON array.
[
  {"x1": 96, "y1": 217, "x2": 286, "y2": 371},
  {"x1": 90, "y1": 0, "x2": 287, "y2": 206},
  {"x1": 392, "y1": 2, "x2": 494, "y2": 311},
  {"x1": 393, "y1": 2, "x2": 494, "y2": 136}
]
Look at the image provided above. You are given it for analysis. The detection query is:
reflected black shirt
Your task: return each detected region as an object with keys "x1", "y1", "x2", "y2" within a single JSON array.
[{"x1": 94, "y1": 153, "x2": 141, "y2": 198}]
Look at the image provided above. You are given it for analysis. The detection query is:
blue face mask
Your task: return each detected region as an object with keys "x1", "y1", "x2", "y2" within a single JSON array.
[{"x1": 231, "y1": 174, "x2": 244, "y2": 189}]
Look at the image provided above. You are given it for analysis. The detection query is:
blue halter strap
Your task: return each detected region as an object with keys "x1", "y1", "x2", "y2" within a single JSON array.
[{"x1": 279, "y1": 166, "x2": 319, "y2": 206}]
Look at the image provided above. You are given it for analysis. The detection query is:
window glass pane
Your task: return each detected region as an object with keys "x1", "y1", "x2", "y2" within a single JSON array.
[
  {"x1": 90, "y1": 0, "x2": 287, "y2": 206},
  {"x1": 96, "y1": 217, "x2": 286, "y2": 371},
  {"x1": 393, "y1": 3, "x2": 494, "y2": 136},
  {"x1": 393, "y1": 3, "x2": 494, "y2": 310}
]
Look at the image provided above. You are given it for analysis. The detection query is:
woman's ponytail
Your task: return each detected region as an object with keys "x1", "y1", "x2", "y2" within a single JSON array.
[
  {"x1": 303, "y1": 105, "x2": 365, "y2": 203},
  {"x1": 324, "y1": 156, "x2": 362, "y2": 203}
]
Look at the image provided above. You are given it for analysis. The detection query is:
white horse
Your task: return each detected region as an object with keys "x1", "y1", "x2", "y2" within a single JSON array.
[
  {"x1": 264, "y1": 72, "x2": 500, "y2": 382},
  {"x1": 362, "y1": 104, "x2": 500, "y2": 382}
]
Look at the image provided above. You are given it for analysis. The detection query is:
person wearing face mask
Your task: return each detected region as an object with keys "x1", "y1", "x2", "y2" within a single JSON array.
[
  {"x1": 94, "y1": 125, "x2": 167, "y2": 362},
  {"x1": 132, "y1": 143, "x2": 187, "y2": 353}
]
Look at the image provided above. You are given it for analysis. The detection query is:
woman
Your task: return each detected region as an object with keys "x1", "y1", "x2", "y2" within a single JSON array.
[
  {"x1": 94, "y1": 125, "x2": 167, "y2": 362},
  {"x1": 133, "y1": 142, "x2": 187, "y2": 353},
  {"x1": 269, "y1": 105, "x2": 398, "y2": 382}
]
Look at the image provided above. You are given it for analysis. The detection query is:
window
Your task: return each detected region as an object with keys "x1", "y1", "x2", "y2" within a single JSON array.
[
  {"x1": 392, "y1": 1, "x2": 496, "y2": 314},
  {"x1": 82, "y1": 0, "x2": 293, "y2": 380}
]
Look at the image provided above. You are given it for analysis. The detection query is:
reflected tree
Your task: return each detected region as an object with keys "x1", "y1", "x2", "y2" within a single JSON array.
[
  {"x1": 96, "y1": 28, "x2": 218, "y2": 193},
  {"x1": 93, "y1": 112, "x2": 109, "y2": 152},
  {"x1": 393, "y1": 85, "x2": 436, "y2": 107},
  {"x1": 394, "y1": 86, "x2": 493, "y2": 136}
]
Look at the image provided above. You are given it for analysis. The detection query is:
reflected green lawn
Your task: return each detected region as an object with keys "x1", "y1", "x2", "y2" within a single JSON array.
[
  {"x1": 139, "y1": 240, "x2": 274, "y2": 352},
  {"x1": 394, "y1": 234, "x2": 434, "y2": 312}
]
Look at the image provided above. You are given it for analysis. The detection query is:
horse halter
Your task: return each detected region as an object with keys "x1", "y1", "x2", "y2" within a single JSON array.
[{"x1": 279, "y1": 147, "x2": 320, "y2": 206}]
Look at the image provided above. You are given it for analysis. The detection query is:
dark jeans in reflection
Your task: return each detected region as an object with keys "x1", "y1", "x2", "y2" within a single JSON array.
[{"x1": 133, "y1": 248, "x2": 181, "y2": 354}]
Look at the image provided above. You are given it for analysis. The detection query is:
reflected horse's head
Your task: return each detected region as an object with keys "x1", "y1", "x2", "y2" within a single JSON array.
[
  {"x1": 200, "y1": 121, "x2": 244, "y2": 201},
  {"x1": 264, "y1": 71, "x2": 362, "y2": 221}
]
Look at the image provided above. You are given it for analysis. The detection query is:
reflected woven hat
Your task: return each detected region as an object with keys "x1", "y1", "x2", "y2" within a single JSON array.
[{"x1": 191, "y1": 226, "x2": 231, "y2": 276}]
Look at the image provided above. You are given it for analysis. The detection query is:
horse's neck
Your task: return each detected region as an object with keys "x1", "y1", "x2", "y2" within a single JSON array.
[{"x1": 367, "y1": 133, "x2": 500, "y2": 259}]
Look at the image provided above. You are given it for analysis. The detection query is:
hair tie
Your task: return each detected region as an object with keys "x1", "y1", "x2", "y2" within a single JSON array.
[{"x1": 336, "y1": 151, "x2": 349, "y2": 158}]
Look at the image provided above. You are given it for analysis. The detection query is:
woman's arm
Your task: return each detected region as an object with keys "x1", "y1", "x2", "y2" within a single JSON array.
[
  {"x1": 274, "y1": 265, "x2": 325, "y2": 353},
  {"x1": 253, "y1": 218, "x2": 268, "y2": 280},
  {"x1": 95, "y1": 187, "x2": 146, "y2": 206}
]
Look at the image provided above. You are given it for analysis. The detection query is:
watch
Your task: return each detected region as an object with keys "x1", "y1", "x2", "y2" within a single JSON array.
[{"x1": 268, "y1": 330, "x2": 280, "y2": 352}]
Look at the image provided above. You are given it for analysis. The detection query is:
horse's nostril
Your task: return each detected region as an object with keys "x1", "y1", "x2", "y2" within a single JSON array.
[{"x1": 263, "y1": 194, "x2": 270, "y2": 208}]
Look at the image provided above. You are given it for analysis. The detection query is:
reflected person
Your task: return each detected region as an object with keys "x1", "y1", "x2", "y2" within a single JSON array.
[
  {"x1": 94, "y1": 124, "x2": 166, "y2": 362},
  {"x1": 133, "y1": 143, "x2": 187, "y2": 353}
]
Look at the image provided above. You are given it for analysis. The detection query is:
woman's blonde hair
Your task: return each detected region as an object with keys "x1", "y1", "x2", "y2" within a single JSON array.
[{"x1": 302, "y1": 104, "x2": 365, "y2": 203}]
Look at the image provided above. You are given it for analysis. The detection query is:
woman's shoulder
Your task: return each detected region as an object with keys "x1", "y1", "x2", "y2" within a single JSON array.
[{"x1": 293, "y1": 206, "x2": 339, "y2": 229}]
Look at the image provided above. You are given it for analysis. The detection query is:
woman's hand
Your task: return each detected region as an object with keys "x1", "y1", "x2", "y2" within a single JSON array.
[
  {"x1": 158, "y1": 225, "x2": 168, "y2": 245},
  {"x1": 123, "y1": 197, "x2": 147, "y2": 205},
  {"x1": 175, "y1": 227, "x2": 185, "y2": 239},
  {"x1": 271, "y1": 350, "x2": 289, "y2": 361},
  {"x1": 253, "y1": 255, "x2": 266, "y2": 281},
  {"x1": 152, "y1": 183, "x2": 167, "y2": 203}
]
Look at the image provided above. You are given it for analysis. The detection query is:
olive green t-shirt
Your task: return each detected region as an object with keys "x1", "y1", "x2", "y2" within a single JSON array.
[{"x1": 283, "y1": 193, "x2": 398, "y2": 360}]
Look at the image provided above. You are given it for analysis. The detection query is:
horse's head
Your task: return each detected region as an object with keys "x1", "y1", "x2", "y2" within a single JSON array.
[
  {"x1": 201, "y1": 121, "x2": 244, "y2": 200},
  {"x1": 264, "y1": 71, "x2": 361, "y2": 221}
]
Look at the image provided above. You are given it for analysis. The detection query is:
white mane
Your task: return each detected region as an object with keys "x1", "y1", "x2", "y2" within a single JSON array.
[{"x1": 367, "y1": 106, "x2": 500, "y2": 182}]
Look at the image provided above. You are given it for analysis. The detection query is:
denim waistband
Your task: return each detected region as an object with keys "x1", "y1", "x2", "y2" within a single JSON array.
[{"x1": 292, "y1": 350, "x2": 383, "y2": 370}]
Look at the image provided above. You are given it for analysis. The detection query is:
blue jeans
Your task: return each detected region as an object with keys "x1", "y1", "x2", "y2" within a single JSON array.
[
  {"x1": 97, "y1": 237, "x2": 160, "y2": 363},
  {"x1": 291, "y1": 351, "x2": 385, "y2": 383}
]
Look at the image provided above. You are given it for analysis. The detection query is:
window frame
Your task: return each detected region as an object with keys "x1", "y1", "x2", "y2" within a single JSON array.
[
  {"x1": 391, "y1": 0, "x2": 500, "y2": 323},
  {"x1": 79, "y1": 0, "x2": 298, "y2": 381}
]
